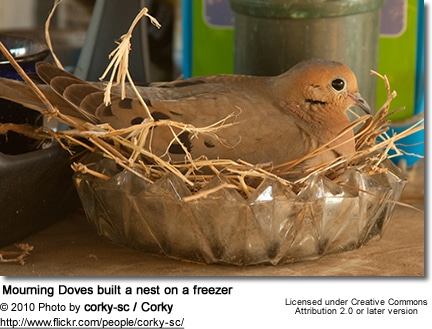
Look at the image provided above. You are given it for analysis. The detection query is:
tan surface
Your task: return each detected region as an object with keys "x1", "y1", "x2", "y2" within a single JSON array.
[{"x1": 1, "y1": 162, "x2": 424, "y2": 277}]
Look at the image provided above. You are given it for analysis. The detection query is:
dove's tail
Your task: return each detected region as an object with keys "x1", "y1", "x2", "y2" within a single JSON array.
[
  {"x1": 0, "y1": 77, "x2": 51, "y2": 114},
  {"x1": 0, "y1": 62, "x2": 106, "y2": 125}
]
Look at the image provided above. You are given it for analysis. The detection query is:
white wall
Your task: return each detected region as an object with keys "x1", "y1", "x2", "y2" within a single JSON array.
[{"x1": 0, "y1": 0, "x2": 37, "y2": 30}]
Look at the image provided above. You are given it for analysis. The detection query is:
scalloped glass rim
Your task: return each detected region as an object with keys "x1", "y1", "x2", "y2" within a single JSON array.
[{"x1": 73, "y1": 154, "x2": 406, "y2": 265}]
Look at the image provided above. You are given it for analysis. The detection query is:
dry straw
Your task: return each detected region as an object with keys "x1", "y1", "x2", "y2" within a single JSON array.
[
  {"x1": 0, "y1": 2, "x2": 424, "y2": 200},
  {"x1": 0, "y1": 244, "x2": 34, "y2": 265}
]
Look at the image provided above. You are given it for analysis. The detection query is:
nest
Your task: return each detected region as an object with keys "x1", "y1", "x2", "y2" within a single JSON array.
[{"x1": 0, "y1": 2, "x2": 423, "y2": 265}]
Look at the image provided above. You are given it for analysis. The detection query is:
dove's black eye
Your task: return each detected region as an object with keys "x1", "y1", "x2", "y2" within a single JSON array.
[{"x1": 331, "y1": 78, "x2": 346, "y2": 92}]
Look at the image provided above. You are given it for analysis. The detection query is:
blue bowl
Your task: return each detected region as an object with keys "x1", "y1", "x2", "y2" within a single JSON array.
[{"x1": 0, "y1": 34, "x2": 50, "y2": 80}]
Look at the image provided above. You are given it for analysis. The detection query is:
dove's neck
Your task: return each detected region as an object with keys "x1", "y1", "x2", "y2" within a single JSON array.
[
  {"x1": 307, "y1": 104, "x2": 355, "y2": 154},
  {"x1": 281, "y1": 100, "x2": 354, "y2": 153},
  {"x1": 311, "y1": 104, "x2": 352, "y2": 138}
]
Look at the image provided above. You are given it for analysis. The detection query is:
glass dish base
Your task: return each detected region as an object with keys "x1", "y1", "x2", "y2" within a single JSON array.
[{"x1": 74, "y1": 154, "x2": 406, "y2": 265}]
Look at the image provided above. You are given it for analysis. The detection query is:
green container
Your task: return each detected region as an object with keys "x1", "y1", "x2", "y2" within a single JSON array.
[
  {"x1": 230, "y1": 0, "x2": 386, "y2": 109},
  {"x1": 376, "y1": 0, "x2": 421, "y2": 120}
]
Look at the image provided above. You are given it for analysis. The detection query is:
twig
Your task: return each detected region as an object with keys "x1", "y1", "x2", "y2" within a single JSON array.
[
  {"x1": 183, "y1": 182, "x2": 239, "y2": 202},
  {"x1": 0, "y1": 244, "x2": 34, "y2": 265},
  {"x1": 45, "y1": 0, "x2": 64, "y2": 69},
  {"x1": 99, "y1": 7, "x2": 161, "y2": 121}
]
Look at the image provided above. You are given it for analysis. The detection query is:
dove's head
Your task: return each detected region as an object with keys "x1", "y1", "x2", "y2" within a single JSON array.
[{"x1": 275, "y1": 59, "x2": 371, "y2": 114}]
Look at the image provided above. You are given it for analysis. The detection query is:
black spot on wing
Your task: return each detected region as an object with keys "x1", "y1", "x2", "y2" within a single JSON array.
[
  {"x1": 204, "y1": 140, "x2": 215, "y2": 148},
  {"x1": 131, "y1": 117, "x2": 144, "y2": 125},
  {"x1": 143, "y1": 97, "x2": 152, "y2": 106},
  {"x1": 152, "y1": 111, "x2": 170, "y2": 121},
  {"x1": 169, "y1": 132, "x2": 192, "y2": 154},
  {"x1": 169, "y1": 144, "x2": 184, "y2": 154},
  {"x1": 100, "y1": 104, "x2": 114, "y2": 117},
  {"x1": 118, "y1": 98, "x2": 134, "y2": 109}
]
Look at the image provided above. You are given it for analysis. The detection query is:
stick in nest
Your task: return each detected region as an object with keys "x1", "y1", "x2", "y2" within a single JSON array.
[{"x1": 99, "y1": 7, "x2": 161, "y2": 121}]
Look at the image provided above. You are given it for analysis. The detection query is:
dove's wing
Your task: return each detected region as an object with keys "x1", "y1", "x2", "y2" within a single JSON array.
[{"x1": 33, "y1": 63, "x2": 309, "y2": 164}]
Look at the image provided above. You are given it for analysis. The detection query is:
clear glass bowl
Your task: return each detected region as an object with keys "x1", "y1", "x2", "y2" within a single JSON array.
[{"x1": 74, "y1": 154, "x2": 406, "y2": 265}]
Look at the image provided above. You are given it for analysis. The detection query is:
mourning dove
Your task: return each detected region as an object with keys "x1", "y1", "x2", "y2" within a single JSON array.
[{"x1": 0, "y1": 59, "x2": 370, "y2": 171}]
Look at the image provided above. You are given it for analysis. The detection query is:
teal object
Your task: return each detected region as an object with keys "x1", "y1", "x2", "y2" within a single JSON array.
[
  {"x1": 181, "y1": 0, "x2": 192, "y2": 78},
  {"x1": 414, "y1": 0, "x2": 424, "y2": 115},
  {"x1": 387, "y1": 115, "x2": 424, "y2": 167}
]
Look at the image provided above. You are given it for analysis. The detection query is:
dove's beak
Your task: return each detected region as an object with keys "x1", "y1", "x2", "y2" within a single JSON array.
[{"x1": 349, "y1": 92, "x2": 371, "y2": 114}]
